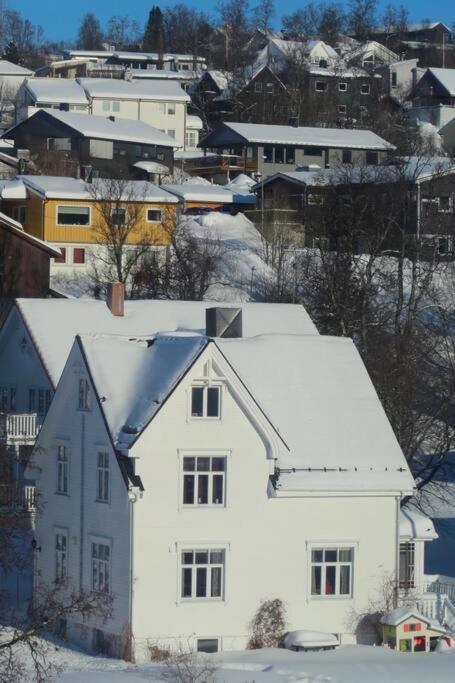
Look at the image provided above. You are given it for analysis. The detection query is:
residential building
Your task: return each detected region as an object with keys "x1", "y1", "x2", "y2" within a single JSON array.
[
  {"x1": 15, "y1": 78, "x2": 90, "y2": 123},
  {"x1": 4, "y1": 110, "x2": 176, "y2": 179},
  {"x1": 439, "y1": 118, "x2": 455, "y2": 154},
  {"x1": 65, "y1": 50, "x2": 207, "y2": 73},
  {"x1": 77, "y1": 78, "x2": 191, "y2": 149},
  {"x1": 0, "y1": 211, "x2": 60, "y2": 299},
  {"x1": 200, "y1": 122, "x2": 395, "y2": 181},
  {"x1": 255, "y1": 38, "x2": 339, "y2": 73},
  {"x1": 27, "y1": 295, "x2": 418, "y2": 658},
  {"x1": 344, "y1": 41, "x2": 400, "y2": 69},
  {"x1": 233, "y1": 65, "x2": 292, "y2": 125},
  {"x1": 0, "y1": 61, "x2": 34, "y2": 127},
  {"x1": 0, "y1": 175, "x2": 178, "y2": 274},
  {"x1": 410, "y1": 68, "x2": 455, "y2": 107},
  {"x1": 367, "y1": 22, "x2": 452, "y2": 50},
  {"x1": 161, "y1": 182, "x2": 255, "y2": 212},
  {"x1": 375, "y1": 59, "x2": 421, "y2": 102}
]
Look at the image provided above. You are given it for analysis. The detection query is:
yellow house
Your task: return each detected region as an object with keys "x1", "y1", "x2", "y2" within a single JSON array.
[{"x1": 3, "y1": 176, "x2": 178, "y2": 271}]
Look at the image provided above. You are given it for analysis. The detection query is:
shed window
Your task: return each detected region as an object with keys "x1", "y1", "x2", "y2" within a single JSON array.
[
  {"x1": 147, "y1": 209, "x2": 162, "y2": 222},
  {"x1": 366, "y1": 151, "x2": 378, "y2": 165},
  {"x1": 315, "y1": 81, "x2": 327, "y2": 92},
  {"x1": 57, "y1": 206, "x2": 90, "y2": 226}
]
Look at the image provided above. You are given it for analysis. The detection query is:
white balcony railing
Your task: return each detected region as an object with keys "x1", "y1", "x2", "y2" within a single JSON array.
[
  {"x1": 422, "y1": 574, "x2": 455, "y2": 602},
  {"x1": 0, "y1": 484, "x2": 36, "y2": 511},
  {"x1": 0, "y1": 413, "x2": 40, "y2": 444}
]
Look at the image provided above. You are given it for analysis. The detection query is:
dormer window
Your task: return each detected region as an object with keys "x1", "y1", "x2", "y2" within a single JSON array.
[{"x1": 191, "y1": 386, "x2": 220, "y2": 418}]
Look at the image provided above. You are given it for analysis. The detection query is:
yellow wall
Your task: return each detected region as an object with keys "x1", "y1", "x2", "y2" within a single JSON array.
[{"x1": 8, "y1": 195, "x2": 176, "y2": 246}]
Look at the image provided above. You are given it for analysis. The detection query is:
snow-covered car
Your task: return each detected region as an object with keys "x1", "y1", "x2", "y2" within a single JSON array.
[{"x1": 283, "y1": 630, "x2": 339, "y2": 652}]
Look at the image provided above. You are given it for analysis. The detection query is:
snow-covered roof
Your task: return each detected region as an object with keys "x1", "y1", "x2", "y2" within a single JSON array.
[
  {"x1": 132, "y1": 161, "x2": 170, "y2": 174},
  {"x1": 372, "y1": 21, "x2": 451, "y2": 34},
  {"x1": 381, "y1": 606, "x2": 446, "y2": 630},
  {"x1": 205, "y1": 122, "x2": 395, "y2": 151},
  {"x1": 305, "y1": 64, "x2": 370, "y2": 78},
  {"x1": 186, "y1": 115, "x2": 203, "y2": 130},
  {"x1": 19, "y1": 175, "x2": 177, "y2": 203},
  {"x1": 130, "y1": 69, "x2": 199, "y2": 81},
  {"x1": 13, "y1": 299, "x2": 318, "y2": 388},
  {"x1": 0, "y1": 60, "x2": 33, "y2": 76},
  {"x1": 399, "y1": 507, "x2": 438, "y2": 540},
  {"x1": 161, "y1": 182, "x2": 234, "y2": 203},
  {"x1": 206, "y1": 70, "x2": 230, "y2": 91},
  {"x1": 77, "y1": 77, "x2": 190, "y2": 102},
  {"x1": 0, "y1": 212, "x2": 60, "y2": 256},
  {"x1": 225, "y1": 173, "x2": 256, "y2": 195},
  {"x1": 24, "y1": 78, "x2": 89, "y2": 104},
  {"x1": 0, "y1": 178, "x2": 27, "y2": 199},
  {"x1": 216, "y1": 334, "x2": 414, "y2": 492},
  {"x1": 24, "y1": 109, "x2": 176, "y2": 147},
  {"x1": 111, "y1": 51, "x2": 205, "y2": 62},
  {"x1": 427, "y1": 68, "x2": 455, "y2": 96},
  {"x1": 345, "y1": 41, "x2": 399, "y2": 64}
]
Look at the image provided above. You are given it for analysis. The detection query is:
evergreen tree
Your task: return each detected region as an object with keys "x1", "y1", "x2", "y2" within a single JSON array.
[
  {"x1": 77, "y1": 13, "x2": 104, "y2": 50},
  {"x1": 143, "y1": 6, "x2": 164, "y2": 58},
  {"x1": 2, "y1": 41, "x2": 21, "y2": 65}
]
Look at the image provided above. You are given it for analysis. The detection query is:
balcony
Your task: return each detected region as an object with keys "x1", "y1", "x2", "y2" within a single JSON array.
[
  {"x1": 0, "y1": 413, "x2": 41, "y2": 445},
  {"x1": 0, "y1": 484, "x2": 36, "y2": 512},
  {"x1": 177, "y1": 153, "x2": 258, "y2": 178}
]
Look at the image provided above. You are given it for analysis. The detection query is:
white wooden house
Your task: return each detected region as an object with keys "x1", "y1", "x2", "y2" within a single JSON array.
[{"x1": 25, "y1": 294, "x2": 421, "y2": 659}]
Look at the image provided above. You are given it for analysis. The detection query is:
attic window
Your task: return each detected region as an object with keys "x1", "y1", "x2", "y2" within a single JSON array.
[
  {"x1": 191, "y1": 386, "x2": 220, "y2": 419},
  {"x1": 360, "y1": 83, "x2": 370, "y2": 95},
  {"x1": 78, "y1": 378, "x2": 91, "y2": 411},
  {"x1": 255, "y1": 81, "x2": 262, "y2": 93}
]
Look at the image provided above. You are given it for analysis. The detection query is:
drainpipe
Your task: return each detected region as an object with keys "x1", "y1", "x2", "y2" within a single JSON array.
[
  {"x1": 128, "y1": 490, "x2": 136, "y2": 662},
  {"x1": 79, "y1": 414, "x2": 86, "y2": 592},
  {"x1": 395, "y1": 494, "x2": 401, "y2": 608}
]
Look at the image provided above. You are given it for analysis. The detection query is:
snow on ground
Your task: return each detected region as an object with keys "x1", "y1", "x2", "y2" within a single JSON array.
[{"x1": 16, "y1": 639, "x2": 455, "y2": 683}]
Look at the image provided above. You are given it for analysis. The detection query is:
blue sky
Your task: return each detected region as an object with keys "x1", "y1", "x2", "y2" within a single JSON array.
[{"x1": 14, "y1": 0, "x2": 455, "y2": 44}]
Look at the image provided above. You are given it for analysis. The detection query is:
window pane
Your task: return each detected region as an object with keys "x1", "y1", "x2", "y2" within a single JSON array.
[
  {"x1": 58, "y1": 206, "x2": 90, "y2": 225},
  {"x1": 285, "y1": 147, "x2": 295, "y2": 164},
  {"x1": 325, "y1": 549, "x2": 337, "y2": 562},
  {"x1": 212, "y1": 474, "x2": 224, "y2": 504},
  {"x1": 182, "y1": 551, "x2": 193, "y2": 564},
  {"x1": 211, "y1": 567, "x2": 222, "y2": 597},
  {"x1": 198, "y1": 475, "x2": 208, "y2": 504},
  {"x1": 210, "y1": 550, "x2": 224, "y2": 563},
  {"x1": 212, "y1": 457, "x2": 225, "y2": 472},
  {"x1": 311, "y1": 565, "x2": 321, "y2": 594},
  {"x1": 340, "y1": 565, "x2": 350, "y2": 594},
  {"x1": 197, "y1": 457, "x2": 210, "y2": 472},
  {"x1": 339, "y1": 549, "x2": 352, "y2": 562},
  {"x1": 275, "y1": 146, "x2": 284, "y2": 164},
  {"x1": 325, "y1": 565, "x2": 336, "y2": 595},
  {"x1": 264, "y1": 145, "x2": 273, "y2": 163},
  {"x1": 196, "y1": 567, "x2": 207, "y2": 597},
  {"x1": 183, "y1": 474, "x2": 195, "y2": 504},
  {"x1": 191, "y1": 387, "x2": 204, "y2": 416},
  {"x1": 195, "y1": 551, "x2": 208, "y2": 564},
  {"x1": 312, "y1": 549, "x2": 323, "y2": 562},
  {"x1": 207, "y1": 387, "x2": 220, "y2": 417},
  {"x1": 183, "y1": 457, "x2": 195, "y2": 472},
  {"x1": 182, "y1": 568, "x2": 192, "y2": 597}
]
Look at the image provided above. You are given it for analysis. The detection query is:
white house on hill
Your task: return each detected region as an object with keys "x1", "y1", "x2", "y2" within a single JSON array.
[{"x1": 24, "y1": 293, "x2": 420, "y2": 660}]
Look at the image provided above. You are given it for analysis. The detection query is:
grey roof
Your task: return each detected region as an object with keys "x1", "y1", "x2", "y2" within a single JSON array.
[
  {"x1": 0, "y1": 60, "x2": 33, "y2": 76},
  {"x1": 205, "y1": 122, "x2": 395, "y2": 151}
]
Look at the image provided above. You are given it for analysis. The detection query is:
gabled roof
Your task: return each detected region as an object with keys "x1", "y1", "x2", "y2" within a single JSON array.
[
  {"x1": 10, "y1": 299, "x2": 318, "y2": 388},
  {"x1": 18, "y1": 175, "x2": 178, "y2": 203},
  {"x1": 202, "y1": 122, "x2": 395, "y2": 151},
  {"x1": 4, "y1": 109, "x2": 176, "y2": 147},
  {"x1": 0, "y1": 212, "x2": 60, "y2": 257},
  {"x1": 371, "y1": 21, "x2": 451, "y2": 34},
  {"x1": 24, "y1": 78, "x2": 89, "y2": 105},
  {"x1": 0, "y1": 60, "x2": 33, "y2": 76},
  {"x1": 77, "y1": 77, "x2": 190, "y2": 102},
  {"x1": 426, "y1": 68, "x2": 455, "y2": 96},
  {"x1": 381, "y1": 606, "x2": 446, "y2": 630}
]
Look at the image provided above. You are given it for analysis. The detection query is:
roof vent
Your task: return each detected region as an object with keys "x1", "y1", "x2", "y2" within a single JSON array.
[{"x1": 206, "y1": 307, "x2": 242, "y2": 338}]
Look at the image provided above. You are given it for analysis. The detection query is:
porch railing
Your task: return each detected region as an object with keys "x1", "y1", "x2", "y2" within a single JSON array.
[
  {"x1": 0, "y1": 484, "x2": 36, "y2": 511},
  {"x1": 0, "y1": 413, "x2": 40, "y2": 444}
]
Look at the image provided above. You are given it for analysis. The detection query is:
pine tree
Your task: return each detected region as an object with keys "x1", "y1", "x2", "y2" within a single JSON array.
[
  {"x1": 2, "y1": 41, "x2": 21, "y2": 65},
  {"x1": 143, "y1": 6, "x2": 164, "y2": 59},
  {"x1": 77, "y1": 13, "x2": 104, "y2": 50}
]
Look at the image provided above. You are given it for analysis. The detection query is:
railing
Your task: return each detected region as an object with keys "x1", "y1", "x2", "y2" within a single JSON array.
[
  {"x1": 0, "y1": 413, "x2": 40, "y2": 444},
  {"x1": 0, "y1": 484, "x2": 36, "y2": 511},
  {"x1": 181, "y1": 154, "x2": 258, "y2": 174},
  {"x1": 422, "y1": 574, "x2": 455, "y2": 601}
]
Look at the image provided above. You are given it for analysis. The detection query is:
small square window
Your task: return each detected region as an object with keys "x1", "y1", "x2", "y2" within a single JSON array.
[
  {"x1": 315, "y1": 81, "x2": 327, "y2": 92},
  {"x1": 342, "y1": 150, "x2": 352, "y2": 164},
  {"x1": 366, "y1": 151, "x2": 378, "y2": 165},
  {"x1": 54, "y1": 247, "x2": 66, "y2": 264},
  {"x1": 360, "y1": 84, "x2": 370, "y2": 95},
  {"x1": 338, "y1": 105, "x2": 347, "y2": 114},
  {"x1": 338, "y1": 82, "x2": 347, "y2": 92},
  {"x1": 147, "y1": 209, "x2": 162, "y2": 222},
  {"x1": 112, "y1": 101, "x2": 120, "y2": 112}
]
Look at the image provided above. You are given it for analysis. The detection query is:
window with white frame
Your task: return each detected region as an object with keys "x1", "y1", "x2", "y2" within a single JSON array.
[
  {"x1": 167, "y1": 103, "x2": 176, "y2": 115},
  {"x1": 147, "y1": 208, "x2": 162, "y2": 222},
  {"x1": 97, "y1": 452, "x2": 109, "y2": 502},
  {"x1": 55, "y1": 532, "x2": 67, "y2": 582},
  {"x1": 360, "y1": 83, "x2": 370, "y2": 95},
  {"x1": 181, "y1": 549, "x2": 225, "y2": 599},
  {"x1": 191, "y1": 386, "x2": 220, "y2": 418},
  {"x1": 91, "y1": 542, "x2": 111, "y2": 592},
  {"x1": 57, "y1": 205, "x2": 90, "y2": 226},
  {"x1": 183, "y1": 456, "x2": 226, "y2": 505},
  {"x1": 338, "y1": 82, "x2": 347, "y2": 92},
  {"x1": 438, "y1": 195, "x2": 453, "y2": 213},
  {"x1": 311, "y1": 547, "x2": 353, "y2": 596},
  {"x1": 399, "y1": 542, "x2": 415, "y2": 589},
  {"x1": 57, "y1": 445, "x2": 69, "y2": 495},
  {"x1": 78, "y1": 378, "x2": 90, "y2": 410},
  {"x1": 315, "y1": 80, "x2": 327, "y2": 92}
]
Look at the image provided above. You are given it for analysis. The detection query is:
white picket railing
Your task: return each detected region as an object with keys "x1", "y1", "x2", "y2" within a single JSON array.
[
  {"x1": 0, "y1": 484, "x2": 36, "y2": 511},
  {"x1": 422, "y1": 574, "x2": 455, "y2": 602},
  {"x1": 0, "y1": 413, "x2": 40, "y2": 443}
]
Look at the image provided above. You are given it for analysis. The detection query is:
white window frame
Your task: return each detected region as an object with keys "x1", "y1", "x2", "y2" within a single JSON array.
[
  {"x1": 307, "y1": 542, "x2": 357, "y2": 599},
  {"x1": 146, "y1": 208, "x2": 163, "y2": 223},
  {"x1": 56, "y1": 204, "x2": 91, "y2": 227},
  {"x1": 437, "y1": 195, "x2": 453, "y2": 213},
  {"x1": 96, "y1": 451, "x2": 110, "y2": 503},
  {"x1": 0, "y1": 385, "x2": 16, "y2": 411},
  {"x1": 56, "y1": 443, "x2": 69, "y2": 495},
  {"x1": 360, "y1": 83, "x2": 370, "y2": 95},
  {"x1": 179, "y1": 547, "x2": 226, "y2": 601},
  {"x1": 167, "y1": 103, "x2": 176, "y2": 115},
  {"x1": 78, "y1": 377, "x2": 91, "y2": 411},
  {"x1": 399, "y1": 542, "x2": 415, "y2": 589},
  {"x1": 338, "y1": 104, "x2": 347, "y2": 114},
  {"x1": 91, "y1": 537, "x2": 112, "y2": 593},
  {"x1": 55, "y1": 528, "x2": 68, "y2": 583},
  {"x1": 189, "y1": 384, "x2": 222, "y2": 420},
  {"x1": 181, "y1": 454, "x2": 226, "y2": 507},
  {"x1": 338, "y1": 82, "x2": 348, "y2": 92}
]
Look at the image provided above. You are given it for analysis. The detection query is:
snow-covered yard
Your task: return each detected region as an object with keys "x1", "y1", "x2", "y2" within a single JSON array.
[{"x1": 17, "y1": 639, "x2": 455, "y2": 682}]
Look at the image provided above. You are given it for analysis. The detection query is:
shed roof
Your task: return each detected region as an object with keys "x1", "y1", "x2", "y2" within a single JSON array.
[
  {"x1": 0, "y1": 60, "x2": 33, "y2": 76},
  {"x1": 161, "y1": 182, "x2": 234, "y2": 203},
  {"x1": 0, "y1": 212, "x2": 60, "y2": 256}
]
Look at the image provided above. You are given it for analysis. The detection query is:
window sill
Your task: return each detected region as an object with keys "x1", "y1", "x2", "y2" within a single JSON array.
[
  {"x1": 182, "y1": 504, "x2": 226, "y2": 509},
  {"x1": 310, "y1": 594, "x2": 353, "y2": 600},
  {"x1": 95, "y1": 499, "x2": 110, "y2": 504},
  {"x1": 179, "y1": 597, "x2": 225, "y2": 604},
  {"x1": 56, "y1": 491, "x2": 69, "y2": 497}
]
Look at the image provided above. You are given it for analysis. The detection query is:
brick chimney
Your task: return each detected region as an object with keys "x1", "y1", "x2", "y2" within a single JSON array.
[{"x1": 107, "y1": 282, "x2": 124, "y2": 316}]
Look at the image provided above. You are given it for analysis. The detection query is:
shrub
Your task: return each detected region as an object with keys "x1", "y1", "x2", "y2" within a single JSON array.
[{"x1": 247, "y1": 598, "x2": 287, "y2": 649}]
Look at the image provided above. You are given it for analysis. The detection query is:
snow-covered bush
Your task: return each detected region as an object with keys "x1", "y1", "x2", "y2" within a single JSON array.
[{"x1": 247, "y1": 598, "x2": 287, "y2": 649}]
